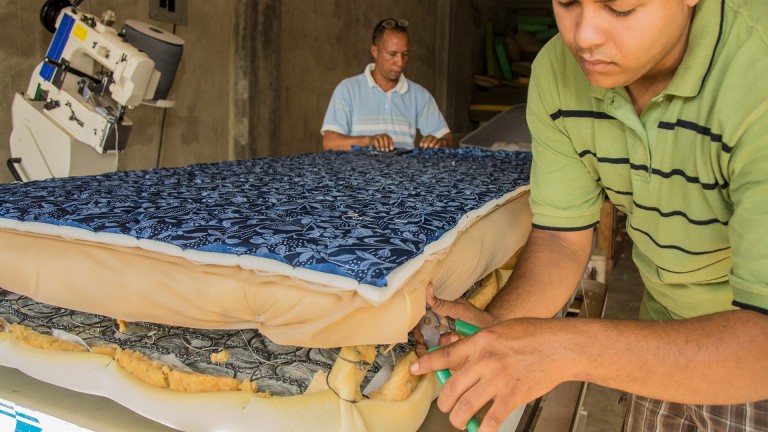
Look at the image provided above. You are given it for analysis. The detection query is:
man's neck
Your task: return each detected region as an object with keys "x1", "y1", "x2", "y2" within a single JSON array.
[
  {"x1": 368, "y1": 65, "x2": 398, "y2": 92},
  {"x1": 626, "y1": 12, "x2": 694, "y2": 116},
  {"x1": 626, "y1": 76, "x2": 674, "y2": 116},
  {"x1": 374, "y1": 74, "x2": 397, "y2": 92}
]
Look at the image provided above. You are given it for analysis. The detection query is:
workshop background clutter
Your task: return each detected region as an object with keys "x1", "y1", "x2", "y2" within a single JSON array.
[
  {"x1": 1, "y1": 0, "x2": 548, "y2": 184},
  {"x1": 470, "y1": 7, "x2": 558, "y2": 124}
]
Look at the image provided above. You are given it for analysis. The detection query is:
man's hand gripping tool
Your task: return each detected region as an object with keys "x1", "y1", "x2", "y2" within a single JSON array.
[{"x1": 418, "y1": 307, "x2": 481, "y2": 432}]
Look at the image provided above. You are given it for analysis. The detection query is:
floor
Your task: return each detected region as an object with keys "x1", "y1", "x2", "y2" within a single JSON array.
[{"x1": 581, "y1": 237, "x2": 645, "y2": 432}]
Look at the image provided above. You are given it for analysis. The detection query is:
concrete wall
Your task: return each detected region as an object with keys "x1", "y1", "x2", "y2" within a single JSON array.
[{"x1": 0, "y1": 0, "x2": 542, "y2": 184}]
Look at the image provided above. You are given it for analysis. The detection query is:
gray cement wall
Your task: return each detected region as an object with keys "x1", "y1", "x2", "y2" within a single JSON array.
[{"x1": 1, "y1": 0, "x2": 543, "y2": 184}]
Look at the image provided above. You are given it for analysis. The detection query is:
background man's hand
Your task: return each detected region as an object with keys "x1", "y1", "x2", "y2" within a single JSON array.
[
  {"x1": 368, "y1": 133, "x2": 395, "y2": 151},
  {"x1": 419, "y1": 134, "x2": 448, "y2": 149}
]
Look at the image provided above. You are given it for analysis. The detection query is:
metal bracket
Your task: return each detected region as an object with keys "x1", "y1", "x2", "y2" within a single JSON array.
[
  {"x1": 7, "y1": 158, "x2": 23, "y2": 182},
  {"x1": 149, "y1": 0, "x2": 187, "y2": 26}
]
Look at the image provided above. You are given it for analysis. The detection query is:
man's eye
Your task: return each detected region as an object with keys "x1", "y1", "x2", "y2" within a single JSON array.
[
  {"x1": 607, "y1": 6, "x2": 635, "y2": 17},
  {"x1": 555, "y1": 1, "x2": 578, "y2": 8}
]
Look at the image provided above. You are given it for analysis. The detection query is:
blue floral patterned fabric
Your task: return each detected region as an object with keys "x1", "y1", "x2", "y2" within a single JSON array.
[{"x1": 0, "y1": 148, "x2": 531, "y2": 287}]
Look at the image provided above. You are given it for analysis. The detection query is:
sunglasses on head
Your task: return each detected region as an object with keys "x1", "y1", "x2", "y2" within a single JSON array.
[{"x1": 380, "y1": 19, "x2": 409, "y2": 29}]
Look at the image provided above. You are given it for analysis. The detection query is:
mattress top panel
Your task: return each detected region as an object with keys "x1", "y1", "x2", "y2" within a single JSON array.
[{"x1": 0, "y1": 148, "x2": 531, "y2": 287}]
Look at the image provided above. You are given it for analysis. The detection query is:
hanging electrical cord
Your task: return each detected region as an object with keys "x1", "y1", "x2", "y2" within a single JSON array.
[
  {"x1": 156, "y1": 105, "x2": 169, "y2": 168},
  {"x1": 155, "y1": 22, "x2": 178, "y2": 168}
]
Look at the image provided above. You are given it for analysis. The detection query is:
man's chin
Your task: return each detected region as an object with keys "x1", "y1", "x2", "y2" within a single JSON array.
[{"x1": 582, "y1": 70, "x2": 631, "y2": 90}]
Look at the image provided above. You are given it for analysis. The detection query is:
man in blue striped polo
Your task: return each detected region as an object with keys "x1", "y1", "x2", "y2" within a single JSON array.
[
  {"x1": 321, "y1": 18, "x2": 455, "y2": 152},
  {"x1": 410, "y1": 0, "x2": 768, "y2": 431}
]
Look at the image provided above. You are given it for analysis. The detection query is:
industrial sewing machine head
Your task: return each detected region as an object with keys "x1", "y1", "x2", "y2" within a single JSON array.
[{"x1": 7, "y1": 0, "x2": 184, "y2": 182}]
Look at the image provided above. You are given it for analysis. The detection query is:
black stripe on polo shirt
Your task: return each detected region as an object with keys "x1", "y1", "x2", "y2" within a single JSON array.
[
  {"x1": 532, "y1": 221, "x2": 598, "y2": 232},
  {"x1": 578, "y1": 150, "x2": 635, "y2": 168},
  {"x1": 596, "y1": 179, "x2": 634, "y2": 204},
  {"x1": 700, "y1": 0, "x2": 726, "y2": 95},
  {"x1": 633, "y1": 201, "x2": 729, "y2": 226},
  {"x1": 578, "y1": 152, "x2": 728, "y2": 190},
  {"x1": 629, "y1": 222, "x2": 731, "y2": 256},
  {"x1": 733, "y1": 301, "x2": 768, "y2": 315},
  {"x1": 603, "y1": 185, "x2": 633, "y2": 196},
  {"x1": 654, "y1": 256, "x2": 729, "y2": 276},
  {"x1": 625, "y1": 163, "x2": 729, "y2": 190},
  {"x1": 656, "y1": 271, "x2": 728, "y2": 282},
  {"x1": 648, "y1": 166, "x2": 729, "y2": 190},
  {"x1": 658, "y1": 119, "x2": 734, "y2": 153},
  {"x1": 577, "y1": 150, "x2": 633, "y2": 167},
  {"x1": 550, "y1": 110, "x2": 616, "y2": 121}
]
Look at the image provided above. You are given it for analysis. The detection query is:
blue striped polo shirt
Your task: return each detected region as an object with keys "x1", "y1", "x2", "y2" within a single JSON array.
[
  {"x1": 321, "y1": 64, "x2": 450, "y2": 149},
  {"x1": 527, "y1": 0, "x2": 768, "y2": 319}
]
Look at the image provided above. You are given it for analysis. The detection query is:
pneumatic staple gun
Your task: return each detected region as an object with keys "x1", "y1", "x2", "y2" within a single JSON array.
[{"x1": 418, "y1": 307, "x2": 481, "y2": 432}]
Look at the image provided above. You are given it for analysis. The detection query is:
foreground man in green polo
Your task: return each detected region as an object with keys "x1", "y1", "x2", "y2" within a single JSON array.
[{"x1": 411, "y1": 0, "x2": 768, "y2": 430}]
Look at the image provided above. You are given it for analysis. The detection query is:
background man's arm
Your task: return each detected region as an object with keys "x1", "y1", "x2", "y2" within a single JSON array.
[{"x1": 322, "y1": 131, "x2": 394, "y2": 151}]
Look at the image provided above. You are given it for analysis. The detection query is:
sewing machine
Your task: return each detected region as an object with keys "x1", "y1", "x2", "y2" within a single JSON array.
[{"x1": 7, "y1": 0, "x2": 183, "y2": 182}]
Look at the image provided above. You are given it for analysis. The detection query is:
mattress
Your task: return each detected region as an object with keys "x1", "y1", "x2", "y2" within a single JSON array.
[
  {"x1": 0, "y1": 148, "x2": 531, "y2": 431},
  {"x1": 0, "y1": 148, "x2": 532, "y2": 348}
]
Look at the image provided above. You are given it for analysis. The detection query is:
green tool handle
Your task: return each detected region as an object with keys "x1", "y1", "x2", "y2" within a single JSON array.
[
  {"x1": 454, "y1": 319, "x2": 480, "y2": 336},
  {"x1": 428, "y1": 346, "x2": 481, "y2": 432}
]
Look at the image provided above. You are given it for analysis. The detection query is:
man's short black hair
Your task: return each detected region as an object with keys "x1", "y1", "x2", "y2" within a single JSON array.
[{"x1": 372, "y1": 18, "x2": 409, "y2": 45}]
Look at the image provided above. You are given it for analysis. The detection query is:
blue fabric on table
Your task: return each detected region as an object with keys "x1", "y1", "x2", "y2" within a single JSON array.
[{"x1": 0, "y1": 148, "x2": 531, "y2": 287}]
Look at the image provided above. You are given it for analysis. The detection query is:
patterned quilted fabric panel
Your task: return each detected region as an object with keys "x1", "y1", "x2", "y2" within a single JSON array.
[{"x1": 0, "y1": 148, "x2": 531, "y2": 287}]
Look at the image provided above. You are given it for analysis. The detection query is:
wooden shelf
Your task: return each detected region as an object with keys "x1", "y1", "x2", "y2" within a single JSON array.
[{"x1": 596, "y1": 199, "x2": 626, "y2": 271}]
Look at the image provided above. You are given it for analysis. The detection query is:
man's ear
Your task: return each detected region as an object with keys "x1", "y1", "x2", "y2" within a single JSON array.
[
  {"x1": 686, "y1": 0, "x2": 701, "y2": 7},
  {"x1": 370, "y1": 44, "x2": 378, "y2": 59}
]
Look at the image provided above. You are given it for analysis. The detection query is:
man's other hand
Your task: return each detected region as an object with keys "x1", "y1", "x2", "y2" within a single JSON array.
[
  {"x1": 368, "y1": 133, "x2": 395, "y2": 151},
  {"x1": 419, "y1": 135, "x2": 448, "y2": 149}
]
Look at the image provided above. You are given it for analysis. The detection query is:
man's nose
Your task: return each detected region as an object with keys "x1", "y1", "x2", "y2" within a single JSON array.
[{"x1": 573, "y1": 8, "x2": 607, "y2": 52}]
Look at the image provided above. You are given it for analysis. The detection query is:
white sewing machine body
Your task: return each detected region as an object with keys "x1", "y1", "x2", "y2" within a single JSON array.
[{"x1": 9, "y1": 4, "x2": 182, "y2": 181}]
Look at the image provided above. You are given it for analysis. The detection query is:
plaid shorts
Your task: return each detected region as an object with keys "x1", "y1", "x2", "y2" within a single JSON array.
[{"x1": 624, "y1": 394, "x2": 768, "y2": 432}]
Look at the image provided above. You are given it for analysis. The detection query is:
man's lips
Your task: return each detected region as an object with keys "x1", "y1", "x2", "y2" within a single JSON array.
[{"x1": 580, "y1": 57, "x2": 613, "y2": 72}]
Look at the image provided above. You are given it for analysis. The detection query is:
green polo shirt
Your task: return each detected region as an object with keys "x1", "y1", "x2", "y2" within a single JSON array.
[{"x1": 527, "y1": 0, "x2": 768, "y2": 320}]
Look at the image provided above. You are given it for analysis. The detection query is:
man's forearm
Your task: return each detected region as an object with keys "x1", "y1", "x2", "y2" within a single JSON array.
[
  {"x1": 487, "y1": 227, "x2": 593, "y2": 320},
  {"x1": 563, "y1": 310, "x2": 768, "y2": 404},
  {"x1": 322, "y1": 131, "x2": 369, "y2": 150}
]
